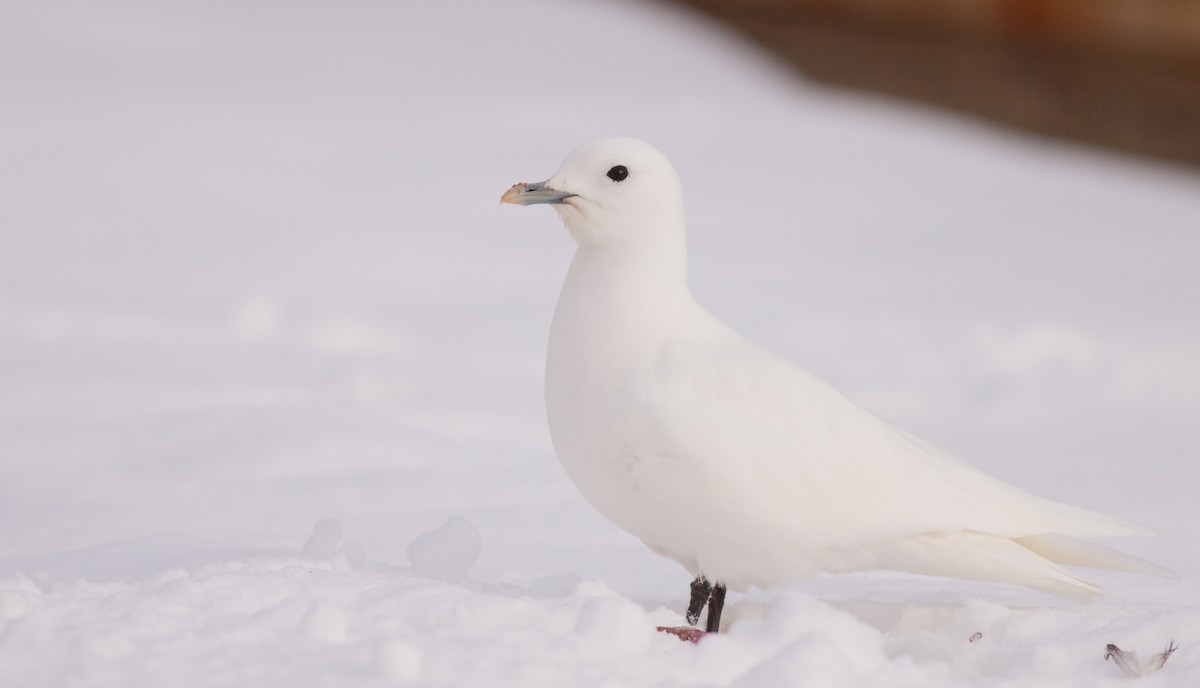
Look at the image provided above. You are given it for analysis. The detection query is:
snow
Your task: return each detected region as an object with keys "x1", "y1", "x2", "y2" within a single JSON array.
[
  {"x1": 373, "y1": 638, "x2": 423, "y2": 682},
  {"x1": 405, "y1": 516, "x2": 482, "y2": 583},
  {"x1": 1, "y1": 0, "x2": 1198, "y2": 685},
  {"x1": 303, "y1": 519, "x2": 345, "y2": 559}
]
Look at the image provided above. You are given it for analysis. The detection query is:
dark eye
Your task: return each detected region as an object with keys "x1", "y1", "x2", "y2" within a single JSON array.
[{"x1": 606, "y1": 165, "x2": 628, "y2": 182}]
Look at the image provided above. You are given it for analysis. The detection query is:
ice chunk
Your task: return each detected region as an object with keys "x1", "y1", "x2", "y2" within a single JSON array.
[
  {"x1": 302, "y1": 518, "x2": 343, "y2": 559},
  {"x1": 405, "y1": 516, "x2": 481, "y2": 582}
]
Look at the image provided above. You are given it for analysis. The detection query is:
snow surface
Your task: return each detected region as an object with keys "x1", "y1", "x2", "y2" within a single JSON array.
[{"x1": 2, "y1": 0, "x2": 1199, "y2": 686}]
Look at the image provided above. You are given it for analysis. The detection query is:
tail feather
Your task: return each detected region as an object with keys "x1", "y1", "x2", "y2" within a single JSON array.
[
  {"x1": 881, "y1": 529, "x2": 1174, "y2": 601},
  {"x1": 1015, "y1": 533, "x2": 1177, "y2": 579},
  {"x1": 881, "y1": 532, "x2": 1104, "y2": 601}
]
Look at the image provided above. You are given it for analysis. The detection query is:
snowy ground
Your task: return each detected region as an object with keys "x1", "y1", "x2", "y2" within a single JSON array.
[{"x1": 3, "y1": 0, "x2": 1200, "y2": 685}]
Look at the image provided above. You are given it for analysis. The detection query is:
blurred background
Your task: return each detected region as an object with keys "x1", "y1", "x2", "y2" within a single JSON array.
[{"x1": 680, "y1": 0, "x2": 1200, "y2": 167}]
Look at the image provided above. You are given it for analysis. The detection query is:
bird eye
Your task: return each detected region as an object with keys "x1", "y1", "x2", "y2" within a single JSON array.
[{"x1": 606, "y1": 165, "x2": 628, "y2": 182}]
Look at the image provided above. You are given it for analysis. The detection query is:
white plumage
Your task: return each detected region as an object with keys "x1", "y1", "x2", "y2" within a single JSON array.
[{"x1": 502, "y1": 137, "x2": 1171, "y2": 603}]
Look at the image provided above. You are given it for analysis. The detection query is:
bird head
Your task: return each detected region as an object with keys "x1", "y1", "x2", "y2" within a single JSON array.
[{"x1": 501, "y1": 138, "x2": 685, "y2": 249}]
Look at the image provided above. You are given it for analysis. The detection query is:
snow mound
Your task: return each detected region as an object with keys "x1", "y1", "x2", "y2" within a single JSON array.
[
  {"x1": 0, "y1": 591, "x2": 29, "y2": 620},
  {"x1": 575, "y1": 595, "x2": 654, "y2": 654},
  {"x1": 373, "y1": 639, "x2": 423, "y2": 681},
  {"x1": 300, "y1": 519, "x2": 366, "y2": 570},
  {"x1": 335, "y1": 540, "x2": 365, "y2": 570},
  {"x1": 406, "y1": 516, "x2": 482, "y2": 583},
  {"x1": 301, "y1": 519, "x2": 343, "y2": 559},
  {"x1": 729, "y1": 595, "x2": 896, "y2": 686},
  {"x1": 299, "y1": 602, "x2": 349, "y2": 643}
]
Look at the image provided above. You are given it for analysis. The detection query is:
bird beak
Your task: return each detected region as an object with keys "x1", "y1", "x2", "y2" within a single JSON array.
[{"x1": 500, "y1": 181, "x2": 575, "y2": 206}]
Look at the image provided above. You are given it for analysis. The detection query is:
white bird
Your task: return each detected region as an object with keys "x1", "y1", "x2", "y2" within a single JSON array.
[{"x1": 501, "y1": 138, "x2": 1172, "y2": 639}]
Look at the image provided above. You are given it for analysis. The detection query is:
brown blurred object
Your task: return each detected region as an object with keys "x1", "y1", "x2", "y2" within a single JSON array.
[{"x1": 675, "y1": 0, "x2": 1200, "y2": 167}]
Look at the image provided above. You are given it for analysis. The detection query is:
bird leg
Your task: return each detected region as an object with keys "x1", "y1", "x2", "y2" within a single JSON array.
[
  {"x1": 657, "y1": 577, "x2": 727, "y2": 643},
  {"x1": 686, "y1": 576, "x2": 713, "y2": 625},
  {"x1": 705, "y1": 583, "x2": 727, "y2": 633}
]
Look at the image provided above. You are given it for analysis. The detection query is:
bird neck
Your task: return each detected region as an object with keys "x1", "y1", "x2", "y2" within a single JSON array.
[{"x1": 554, "y1": 239, "x2": 694, "y2": 345}]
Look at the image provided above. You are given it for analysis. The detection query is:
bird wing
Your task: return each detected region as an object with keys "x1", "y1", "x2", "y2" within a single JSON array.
[{"x1": 640, "y1": 334, "x2": 1153, "y2": 549}]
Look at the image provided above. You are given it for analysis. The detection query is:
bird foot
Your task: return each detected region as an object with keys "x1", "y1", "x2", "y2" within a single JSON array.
[{"x1": 656, "y1": 626, "x2": 707, "y2": 644}]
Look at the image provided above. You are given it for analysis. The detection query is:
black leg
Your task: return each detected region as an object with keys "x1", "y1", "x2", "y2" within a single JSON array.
[
  {"x1": 704, "y1": 584, "x2": 727, "y2": 633},
  {"x1": 686, "y1": 577, "x2": 713, "y2": 626},
  {"x1": 657, "y1": 579, "x2": 728, "y2": 643}
]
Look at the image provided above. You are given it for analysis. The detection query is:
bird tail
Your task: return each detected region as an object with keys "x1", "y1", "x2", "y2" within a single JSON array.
[
  {"x1": 1013, "y1": 533, "x2": 1176, "y2": 579},
  {"x1": 880, "y1": 531, "x2": 1174, "y2": 602}
]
